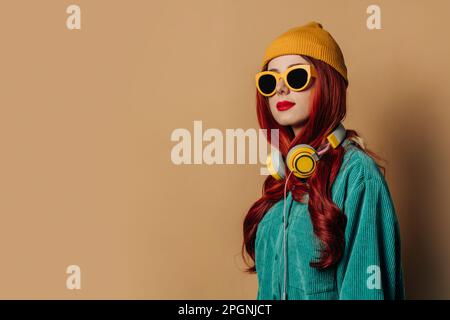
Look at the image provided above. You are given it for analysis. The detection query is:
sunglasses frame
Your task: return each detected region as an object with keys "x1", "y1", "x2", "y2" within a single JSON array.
[{"x1": 255, "y1": 64, "x2": 317, "y2": 97}]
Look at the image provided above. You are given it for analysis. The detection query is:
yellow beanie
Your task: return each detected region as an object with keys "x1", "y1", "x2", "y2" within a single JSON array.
[{"x1": 261, "y1": 21, "x2": 348, "y2": 85}]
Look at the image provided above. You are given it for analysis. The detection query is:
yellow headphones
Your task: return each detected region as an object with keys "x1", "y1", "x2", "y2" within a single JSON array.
[{"x1": 266, "y1": 123, "x2": 347, "y2": 180}]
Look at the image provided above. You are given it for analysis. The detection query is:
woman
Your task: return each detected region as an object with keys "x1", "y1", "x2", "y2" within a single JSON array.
[{"x1": 242, "y1": 21, "x2": 405, "y2": 300}]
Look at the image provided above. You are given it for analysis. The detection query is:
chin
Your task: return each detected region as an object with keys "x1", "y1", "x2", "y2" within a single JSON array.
[
  {"x1": 276, "y1": 120, "x2": 295, "y2": 127},
  {"x1": 275, "y1": 114, "x2": 300, "y2": 126}
]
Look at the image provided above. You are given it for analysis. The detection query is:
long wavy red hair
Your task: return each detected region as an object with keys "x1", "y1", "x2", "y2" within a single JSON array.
[{"x1": 242, "y1": 55, "x2": 386, "y2": 272}]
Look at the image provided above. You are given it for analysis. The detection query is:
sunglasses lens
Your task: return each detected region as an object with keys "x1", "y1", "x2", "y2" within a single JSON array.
[
  {"x1": 258, "y1": 74, "x2": 276, "y2": 95},
  {"x1": 287, "y1": 68, "x2": 309, "y2": 90}
]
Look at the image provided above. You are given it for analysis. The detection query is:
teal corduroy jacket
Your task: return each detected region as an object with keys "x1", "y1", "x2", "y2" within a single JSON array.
[{"x1": 255, "y1": 139, "x2": 405, "y2": 300}]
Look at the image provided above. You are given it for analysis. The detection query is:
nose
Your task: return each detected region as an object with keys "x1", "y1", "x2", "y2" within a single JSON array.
[{"x1": 276, "y1": 76, "x2": 289, "y2": 95}]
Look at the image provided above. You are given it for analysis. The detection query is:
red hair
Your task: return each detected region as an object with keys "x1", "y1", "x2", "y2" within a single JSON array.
[{"x1": 242, "y1": 56, "x2": 386, "y2": 272}]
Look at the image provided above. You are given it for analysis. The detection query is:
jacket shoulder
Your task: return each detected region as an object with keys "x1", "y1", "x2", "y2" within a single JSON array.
[{"x1": 335, "y1": 143, "x2": 385, "y2": 193}]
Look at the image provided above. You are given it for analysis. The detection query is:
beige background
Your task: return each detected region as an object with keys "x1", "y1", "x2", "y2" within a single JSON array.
[{"x1": 0, "y1": 0, "x2": 449, "y2": 299}]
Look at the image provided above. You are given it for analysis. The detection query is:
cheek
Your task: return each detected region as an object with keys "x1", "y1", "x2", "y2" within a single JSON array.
[
  {"x1": 291, "y1": 90, "x2": 312, "y2": 107},
  {"x1": 267, "y1": 96, "x2": 277, "y2": 110}
]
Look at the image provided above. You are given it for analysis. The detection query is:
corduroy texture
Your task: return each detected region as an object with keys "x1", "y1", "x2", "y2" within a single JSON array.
[
  {"x1": 261, "y1": 21, "x2": 349, "y2": 86},
  {"x1": 255, "y1": 139, "x2": 405, "y2": 300}
]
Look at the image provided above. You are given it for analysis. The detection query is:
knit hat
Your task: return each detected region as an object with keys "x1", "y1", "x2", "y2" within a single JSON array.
[{"x1": 261, "y1": 21, "x2": 348, "y2": 85}]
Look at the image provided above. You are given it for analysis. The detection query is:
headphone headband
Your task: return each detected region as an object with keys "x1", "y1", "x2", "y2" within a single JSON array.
[{"x1": 326, "y1": 122, "x2": 346, "y2": 149}]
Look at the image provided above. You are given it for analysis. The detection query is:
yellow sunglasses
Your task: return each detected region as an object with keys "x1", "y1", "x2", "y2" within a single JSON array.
[{"x1": 255, "y1": 64, "x2": 317, "y2": 97}]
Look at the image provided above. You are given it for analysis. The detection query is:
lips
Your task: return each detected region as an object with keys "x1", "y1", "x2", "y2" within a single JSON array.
[{"x1": 276, "y1": 100, "x2": 295, "y2": 111}]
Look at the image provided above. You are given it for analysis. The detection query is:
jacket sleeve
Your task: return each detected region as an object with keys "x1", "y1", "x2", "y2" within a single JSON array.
[{"x1": 336, "y1": 173, "x2": 405, "y2": 300}]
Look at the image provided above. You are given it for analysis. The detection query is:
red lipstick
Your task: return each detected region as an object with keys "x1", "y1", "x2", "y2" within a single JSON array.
[{"x1": 276, "y1": 100, "x2": 295, "y2": 111}]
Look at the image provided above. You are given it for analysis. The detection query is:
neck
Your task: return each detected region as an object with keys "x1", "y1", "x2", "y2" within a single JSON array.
[{"x1": 291, "y1": 121, "x2": 307, "y2": 137}]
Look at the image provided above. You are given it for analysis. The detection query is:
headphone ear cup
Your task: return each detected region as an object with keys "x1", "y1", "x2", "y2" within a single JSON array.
[
  {"x1": 286, "y1": 144, "x2": 319, "y2": 179},
  {"x1": 266, "y1": 149, "x2": 286, "y2": 180}
]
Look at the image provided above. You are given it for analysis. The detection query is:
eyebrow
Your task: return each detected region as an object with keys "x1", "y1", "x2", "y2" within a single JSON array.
[{"x1": 268, "y1": 63, "x2": 308, "y2": 72}]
